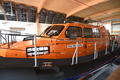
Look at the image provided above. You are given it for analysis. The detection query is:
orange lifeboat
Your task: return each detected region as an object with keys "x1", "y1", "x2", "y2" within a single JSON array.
[
  {"x1": 0, "y1": 22, "x2": 119, "y2": 67},
  {"x1": 0, "y1": 22, "x2": 120, "y2": 79}
]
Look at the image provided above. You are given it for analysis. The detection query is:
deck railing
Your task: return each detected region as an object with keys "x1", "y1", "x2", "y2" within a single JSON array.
[
  {"x1": 0, "y1": 29, "x2": 39, "y2": 67},
  {"x1": 0, "y1": 29, "x2": 34, "y2": 48}
]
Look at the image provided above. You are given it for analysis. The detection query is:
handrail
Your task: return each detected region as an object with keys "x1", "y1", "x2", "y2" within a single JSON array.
[
  {"x1": 33, "y1": 34, "x2": 38, "y2": 67},
  {"x1": 0, "y1": 30, "x2": 35, "y2": 48},
  {"x1": 118, "y1": 39, "x2": 120, "y2": 48},
  {"x1": 0, "y1": 29, "x2": 33, "y2": 35},
  {"x1": 105, "y1": 41, "x2": 108, "y2": 55},
  {"x1": 94, "y1": 42, "x2": 98, "y2": 59},
  {"x1": 58, "y1": 38, "x2": 108, "y2": 42},
  {"x1": 112, "y1": 39, "x2": 115, "y2": 52},
  {"x1": 71, "y1": 41, "x2": 79, "y2": 65},
  {"x1": 73, "y1": 22, "x2": 102, "y2": 27},
  {"x1": 0, "y1": 34, "x2": 7, "y2": 43},
  {"x1": 7, "y1": 34, "x2": 10, "y2": 48}
]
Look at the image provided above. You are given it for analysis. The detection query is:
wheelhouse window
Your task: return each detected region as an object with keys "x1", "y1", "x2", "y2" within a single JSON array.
[
  {"x1": 65, "y1": 26, "x2": 82, "y2": 39},
  {"x1": 84, "y1": 28, "x2": 92, "y2": 38},
  {"x1": 46, "y1": 25, "x2": 64, "y2": 36},
  {"x1": 40, "y1": 26, "x2": 51, "y2": 36},
  {"x1": 92, "y1": 28, "x2": 100, "y2": 37}
]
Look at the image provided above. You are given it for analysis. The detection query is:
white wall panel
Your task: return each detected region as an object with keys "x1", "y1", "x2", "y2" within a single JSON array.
[
  {"x1": 112, "y1": 24, "x2": 120, "y2": 31},
  {"x1": 0, "y1": 20, "x2": 37, "y2": 34}
]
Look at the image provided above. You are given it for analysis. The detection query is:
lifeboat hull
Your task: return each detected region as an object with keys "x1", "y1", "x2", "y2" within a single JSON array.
[
  {"x1": 0, "y1": 47, "x2": 112, "y2": 68},
  {"x1": 0, "y1": 48, "x2": 120, "y2": 80}
]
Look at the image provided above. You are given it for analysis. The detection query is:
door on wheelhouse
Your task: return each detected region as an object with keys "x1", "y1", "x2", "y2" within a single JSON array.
[{"x1": 65, "y1": 26, "x2": 84, "y2": 54}]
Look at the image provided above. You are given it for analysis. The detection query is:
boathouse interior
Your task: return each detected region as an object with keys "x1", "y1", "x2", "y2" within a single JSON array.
[{"x1": 0, "y1": 0, "x2": 120, "y2": 80}]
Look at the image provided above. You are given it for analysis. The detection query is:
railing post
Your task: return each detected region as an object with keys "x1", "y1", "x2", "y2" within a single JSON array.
[
  {"x1": 5, "y1": 34, "x2": 7, "y2": 42},
  {"x1": 0, "y1": 31, "x2": 2, "y2": 44},
  {"x1": 11, "y1": 34, "x2": 13, "y2": 45},
  {"x1": 34, "y1": 34, "x2": 38, "y2": 67},
  {"x1": 8, "y1": 34, "x2": 10, "y2": 48},
  {"x1": 94, "y1": 42, "x2": 98, "y2": 59},
  {"x1": 14, "y1": 35, "x2": 16, "y2": 41},
  {"x1": 75, "y1": 41, "x2": 78, "y2": 64},
  {"x1": 112, "y1": 39, "x2": 115, "y2": 52},
  {"x1": 118, "y1": 38, "x2": 120, "y2": 48}
]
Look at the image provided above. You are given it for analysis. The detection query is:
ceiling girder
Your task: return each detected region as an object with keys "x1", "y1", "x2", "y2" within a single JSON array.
[{"x1": 37, "y1": 0, "x2": 46, "y2": 13}]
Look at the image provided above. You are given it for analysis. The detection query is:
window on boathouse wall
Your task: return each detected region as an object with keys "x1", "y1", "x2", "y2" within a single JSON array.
[
  {"x1": 46, "y1": 11, "x2": 54, "y2": 24},
  {"x1": 66, "y1": 26, "x2": 82, "y2": 39},
  {"x1": 0, "y1": 2, "x2": 4, "y2": 20},
  {"x1": 92, "y1": 28, "x2": 100, "y2": 37},
  {"x1": 0, "y1": 1, "x2": 67, "y2": 23},
  {"x1": 4, "y1": 2, "x2": 16, "y2": 21},
  {"x1": 53, "y1": 12, "x2": 61, "y2": 24},
  {"x1": 17, "y1": 4, "x2": 26, "y2": 22},
  {"x1": 0, "y1": 14, "x2": 4, "y2": 20},
  {"x1": 28, "y1": 7, "x2": 36, "y2": 22},
  {"x1": 84, "y1": 28, "x2": 92, "y2": 38},
  {"x1": 39, "y1": 9, "x2": 47, "y2": 23},
  {"x1": 58, "y1": 14, "x2": 66, "y2": 23}
]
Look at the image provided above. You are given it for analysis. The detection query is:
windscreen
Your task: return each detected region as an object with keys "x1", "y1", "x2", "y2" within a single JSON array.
[{"x1": 46, "y1": 25, "x2": 64, "y2": 36}]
